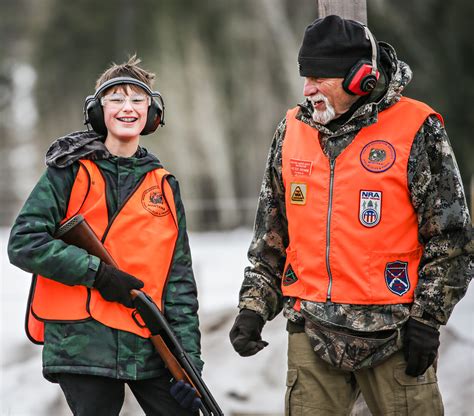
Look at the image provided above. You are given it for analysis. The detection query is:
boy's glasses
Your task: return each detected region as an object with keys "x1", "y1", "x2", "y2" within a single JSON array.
[{"x1": 100, "y1": 93, "x2": 151, "y2": 110}]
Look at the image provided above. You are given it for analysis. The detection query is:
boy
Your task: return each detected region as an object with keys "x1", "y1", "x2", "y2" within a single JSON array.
[{"x1": 8, "y1": 56, "x2": 202, "y2": 415}]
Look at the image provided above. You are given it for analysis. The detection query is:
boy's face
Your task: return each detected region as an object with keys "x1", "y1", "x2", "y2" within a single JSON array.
[{"x1": 101, "y1": 84, "x2": 150, "y2": 141}]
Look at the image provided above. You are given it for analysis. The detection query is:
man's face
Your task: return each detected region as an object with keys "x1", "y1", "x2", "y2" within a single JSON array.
[
  {"x1": 303, "y1": 77, "x2": 359, "y2": 125},
  {"x1": 101, "y1": 85, "x2": 149, "y2": 141}
]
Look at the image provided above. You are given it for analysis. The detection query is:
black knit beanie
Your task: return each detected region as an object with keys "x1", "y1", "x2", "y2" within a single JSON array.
[{"x1": 298, "y1": 15, "x2": 373, "y2": 78}]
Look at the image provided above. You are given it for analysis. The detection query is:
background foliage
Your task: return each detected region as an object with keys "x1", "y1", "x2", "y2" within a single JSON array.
[{"x1": 1, "y1": 0, "x2": 472, "y2": 229}]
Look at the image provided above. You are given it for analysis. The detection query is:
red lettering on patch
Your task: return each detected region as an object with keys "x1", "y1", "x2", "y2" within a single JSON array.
[{"x1": 290, "y1": 159, "x2": 313, "y2": 176}]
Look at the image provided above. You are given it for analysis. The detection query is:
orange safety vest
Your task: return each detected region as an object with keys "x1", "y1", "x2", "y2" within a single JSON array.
[
  {"x1": 26, "y1": 159, "x2": 178, "y2": 344},
  {"x1": 281, "y1": 97, "x2": 442, "y2": 306}
]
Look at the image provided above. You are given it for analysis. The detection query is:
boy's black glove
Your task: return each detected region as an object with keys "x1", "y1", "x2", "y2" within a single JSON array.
[
  {"x1": 93, "y1": 262, "x2": 144, "y2": 308},
  {"x1": 170, "y1": 380, "x2": 201, "y2": 412},
  {"x1": 403, "y1": 317, "x2": 440, "y2": 376},
  {"x1": 229, "y1": 309, "x2": 268, "y2": 356}
]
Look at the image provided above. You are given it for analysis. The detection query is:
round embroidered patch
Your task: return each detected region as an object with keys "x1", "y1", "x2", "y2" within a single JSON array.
[
  {"x1": 142, "y1": 186, "x2": 170, "y2": 217},
  {"x1": 360, "y1": 140, "x2": 396, "y2": 173}
]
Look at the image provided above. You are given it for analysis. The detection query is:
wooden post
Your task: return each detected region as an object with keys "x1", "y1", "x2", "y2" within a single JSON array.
[{"x1": 316, "y1": 0, "x2": 367, "y2": 24}]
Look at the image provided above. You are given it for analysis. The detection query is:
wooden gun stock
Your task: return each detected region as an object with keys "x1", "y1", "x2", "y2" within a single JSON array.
[{"x1": 55, "y1": 215, "x2": 118, "y2": 268}]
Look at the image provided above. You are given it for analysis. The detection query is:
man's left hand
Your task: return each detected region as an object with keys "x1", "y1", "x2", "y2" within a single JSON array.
[{"x1": 403, "y1": 317, "x2": 440, "y2": 377}]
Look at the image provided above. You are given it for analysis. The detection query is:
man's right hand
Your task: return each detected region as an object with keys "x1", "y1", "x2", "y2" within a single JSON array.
[
  {"x1": 229, "y1": 309, "x2": 268, "y2": 356},
  {"x1": 93, "y1": 262, "x2": 144, "y2": 308}
]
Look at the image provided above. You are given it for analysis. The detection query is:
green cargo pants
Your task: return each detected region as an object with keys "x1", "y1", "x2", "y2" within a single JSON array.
[{"x1": 286, "y1": 332, "x2": 443, "y2": 416}]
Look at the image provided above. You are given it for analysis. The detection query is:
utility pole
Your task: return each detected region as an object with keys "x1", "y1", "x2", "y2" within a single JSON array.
[
  {"x1": 316, "y1": 0, "x2": 367, "y2": 24},
  {"x1": 311, "y1": 4, "x2": 373, "y2": 412}
]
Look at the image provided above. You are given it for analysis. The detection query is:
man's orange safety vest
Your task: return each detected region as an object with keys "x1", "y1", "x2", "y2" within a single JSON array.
[
  {"x1": 281, "y1": 97, "x2": 442, "y2": 307},
  {"x1": 26, "y1": 159, "x2": 178, "y2": 344}
]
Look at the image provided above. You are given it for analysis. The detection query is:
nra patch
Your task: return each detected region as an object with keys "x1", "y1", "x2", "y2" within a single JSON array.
[
  {"x1": 290, "y1": 183, "x2": 307, "y2": 205},
  {"x1": 142, "y1": 186, "x2": 170, "y2": 217},
  {"x1": 385, "y1": 261, "x2": 410, "y2": 296},
  {"x1": 283, "y1": 264, "x2": 298, "y2": 286},
  {"x1": 290, "y1": 159, "x2": 313, "y2": 177},
  {"x1": 360, "y1": 140, "x2": 396, "y2": 173},
  {"x1": 359, "y1": 190, "x2": 382, "y2": 227}
]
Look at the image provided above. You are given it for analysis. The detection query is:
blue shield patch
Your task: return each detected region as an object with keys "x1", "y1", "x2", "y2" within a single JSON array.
[{"x1": 385, "y1": 261, "x2": 410, "y2": 296}]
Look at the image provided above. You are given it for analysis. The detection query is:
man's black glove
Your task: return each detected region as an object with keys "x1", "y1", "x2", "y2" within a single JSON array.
[
  {"x1": 93, "y1": 262, "x2": 144, "y2": 308},
  {"x1": 403, "y1": 317, "x2": 440, "y2": 377},
  {"x1": 229, "y1": 309, "x2": 268, "y2": 357},
  {"x1": 170, "y1": 380, "x2": 201, "y2": 412}
]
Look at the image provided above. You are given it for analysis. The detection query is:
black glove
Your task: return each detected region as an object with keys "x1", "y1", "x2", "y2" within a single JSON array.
[
  {"x1": 403, "y1": 317, "x2": 440, "y2": 377},
  {"x1": 93, "y1": 262, "x2": 144, "y2": 308},
  {"x1": 229, "y1": 309, "x2": 268, "y2": 356},
  {"x1": 170, "y1": 380, "x2": 201, "y2": 412}
]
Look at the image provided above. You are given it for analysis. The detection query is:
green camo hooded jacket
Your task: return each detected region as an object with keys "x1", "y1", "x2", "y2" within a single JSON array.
[{"x1": 8, "y1": 131, "x2": 203, "y2": 381}]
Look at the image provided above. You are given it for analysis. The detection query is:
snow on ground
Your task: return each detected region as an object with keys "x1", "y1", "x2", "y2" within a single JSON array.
[{"x1": 1, "y1": 227, "x2": 473, "y2": 415}]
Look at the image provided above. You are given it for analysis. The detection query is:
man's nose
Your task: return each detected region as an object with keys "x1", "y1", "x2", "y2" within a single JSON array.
[{"x1": 303, "y1": 78, "x2": 318, "y2": 97}]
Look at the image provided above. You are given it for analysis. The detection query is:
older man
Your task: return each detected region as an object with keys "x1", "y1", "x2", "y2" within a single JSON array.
[{"x1": 230, "y1": 15, "x2": 472, "y2": 415}]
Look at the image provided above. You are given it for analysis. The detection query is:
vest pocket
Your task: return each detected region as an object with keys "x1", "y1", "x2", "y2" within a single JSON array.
[{"x1": 368, "y1": 247, "x2": 422, "y2": 302}]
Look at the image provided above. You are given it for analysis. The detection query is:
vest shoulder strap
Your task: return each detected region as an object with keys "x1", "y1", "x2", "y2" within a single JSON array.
[{"x1": 63, "y1": 161, "x2": 94, "y2": 222}]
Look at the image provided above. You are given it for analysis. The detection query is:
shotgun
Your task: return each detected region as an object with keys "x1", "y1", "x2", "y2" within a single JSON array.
[{"x1": 55, "y1": 214, "x2": 224, "y2": 416}]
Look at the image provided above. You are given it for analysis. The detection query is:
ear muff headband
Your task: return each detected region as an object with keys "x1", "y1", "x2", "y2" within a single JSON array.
[
  {"x1": 342, "y1": 25, "x2": 380, "y2": 96},
  {"x1": 84, "y1": 76, "x2": 165, "y2": 136}
]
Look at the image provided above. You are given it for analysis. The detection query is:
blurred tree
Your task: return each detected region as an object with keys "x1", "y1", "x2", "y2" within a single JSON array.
[
  {"x1": 1, "y1": 0, "x2": 472, "y2": 228},
  {"x1": 0, "y1": 0, "x2": 46, "y2": 223},
  {"x1": 34, "y1": 0, "x2": 160, "y2": 137},
  {"x1": 31, "y1": 0, "x2": 317, "y2": 229},
  {"x1": 369, "y1": 0, "x2": 474, "y2": 207}
]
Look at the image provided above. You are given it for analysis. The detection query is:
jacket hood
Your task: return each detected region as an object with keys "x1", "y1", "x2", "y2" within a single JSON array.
[
  {"x1": 299, "y1": 42, "x2": 413, "y2": 136},
  {"x1": 45, "y1": 130, "x2": 161, "y2": 168},
  {"x1": 376, "y1": 42, "x2": 413, "y2": 110}
]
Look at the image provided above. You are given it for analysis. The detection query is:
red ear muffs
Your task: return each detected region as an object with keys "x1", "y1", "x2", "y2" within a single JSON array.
[{"x1": 343, "y1": 60, "x2": 380, "y2": 96}]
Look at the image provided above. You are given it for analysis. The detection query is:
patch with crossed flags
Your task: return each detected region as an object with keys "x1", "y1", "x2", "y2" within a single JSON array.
[{"x1": 384, "y1": 260, "x2": 410, "y2": 296}]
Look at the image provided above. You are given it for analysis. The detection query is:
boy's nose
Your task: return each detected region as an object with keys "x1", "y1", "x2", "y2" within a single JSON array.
[{"x1": 122, "y1": 98, "x2": 134, "y2": 110}]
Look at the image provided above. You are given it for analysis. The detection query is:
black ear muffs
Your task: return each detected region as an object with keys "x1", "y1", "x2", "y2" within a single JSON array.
[
  {"x1": 84, "y1": 76, "x2": 165, "y2": 136},
  {"x1": 342, "y1": 26, "x2": 380, "y2": 96}
]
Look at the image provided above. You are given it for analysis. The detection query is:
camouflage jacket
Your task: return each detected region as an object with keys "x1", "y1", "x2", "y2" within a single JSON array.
[
  {"x1": 238, "y1": 43, "x2": 473, "y2": 369},
  {"x1": 8, "y1": 131, "x2": 203, "y2": 381}
]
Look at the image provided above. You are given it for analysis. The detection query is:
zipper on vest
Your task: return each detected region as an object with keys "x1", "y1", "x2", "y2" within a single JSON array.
[{"x1": 325, "y1": 159, "x2": 336, "y2": 302}]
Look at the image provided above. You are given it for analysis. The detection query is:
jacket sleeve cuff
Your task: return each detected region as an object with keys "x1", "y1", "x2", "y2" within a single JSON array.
[
  {"x1": 84, "y1": 255, "x2": 101, "y2": 288},
  {"x1": 410, "y1": 302, "x2": 441, "y2": 329},
  {"x1": 238, "y1": 299, "x2": 268, "y2": 322}
]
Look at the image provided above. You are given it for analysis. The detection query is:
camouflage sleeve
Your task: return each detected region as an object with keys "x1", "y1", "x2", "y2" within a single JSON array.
[
  {"x1": 408, "y1": 114, "x2": 473, "y2": 327},
  {"x1": 163, "y1": 176, "x2": 203, "y2": 373},
  {"x1": 238, "y1": 117, "x2": 289, "y2": 321},
  {"x1": 7, "y1": 165, "x2": 99, "y2": 287}
]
